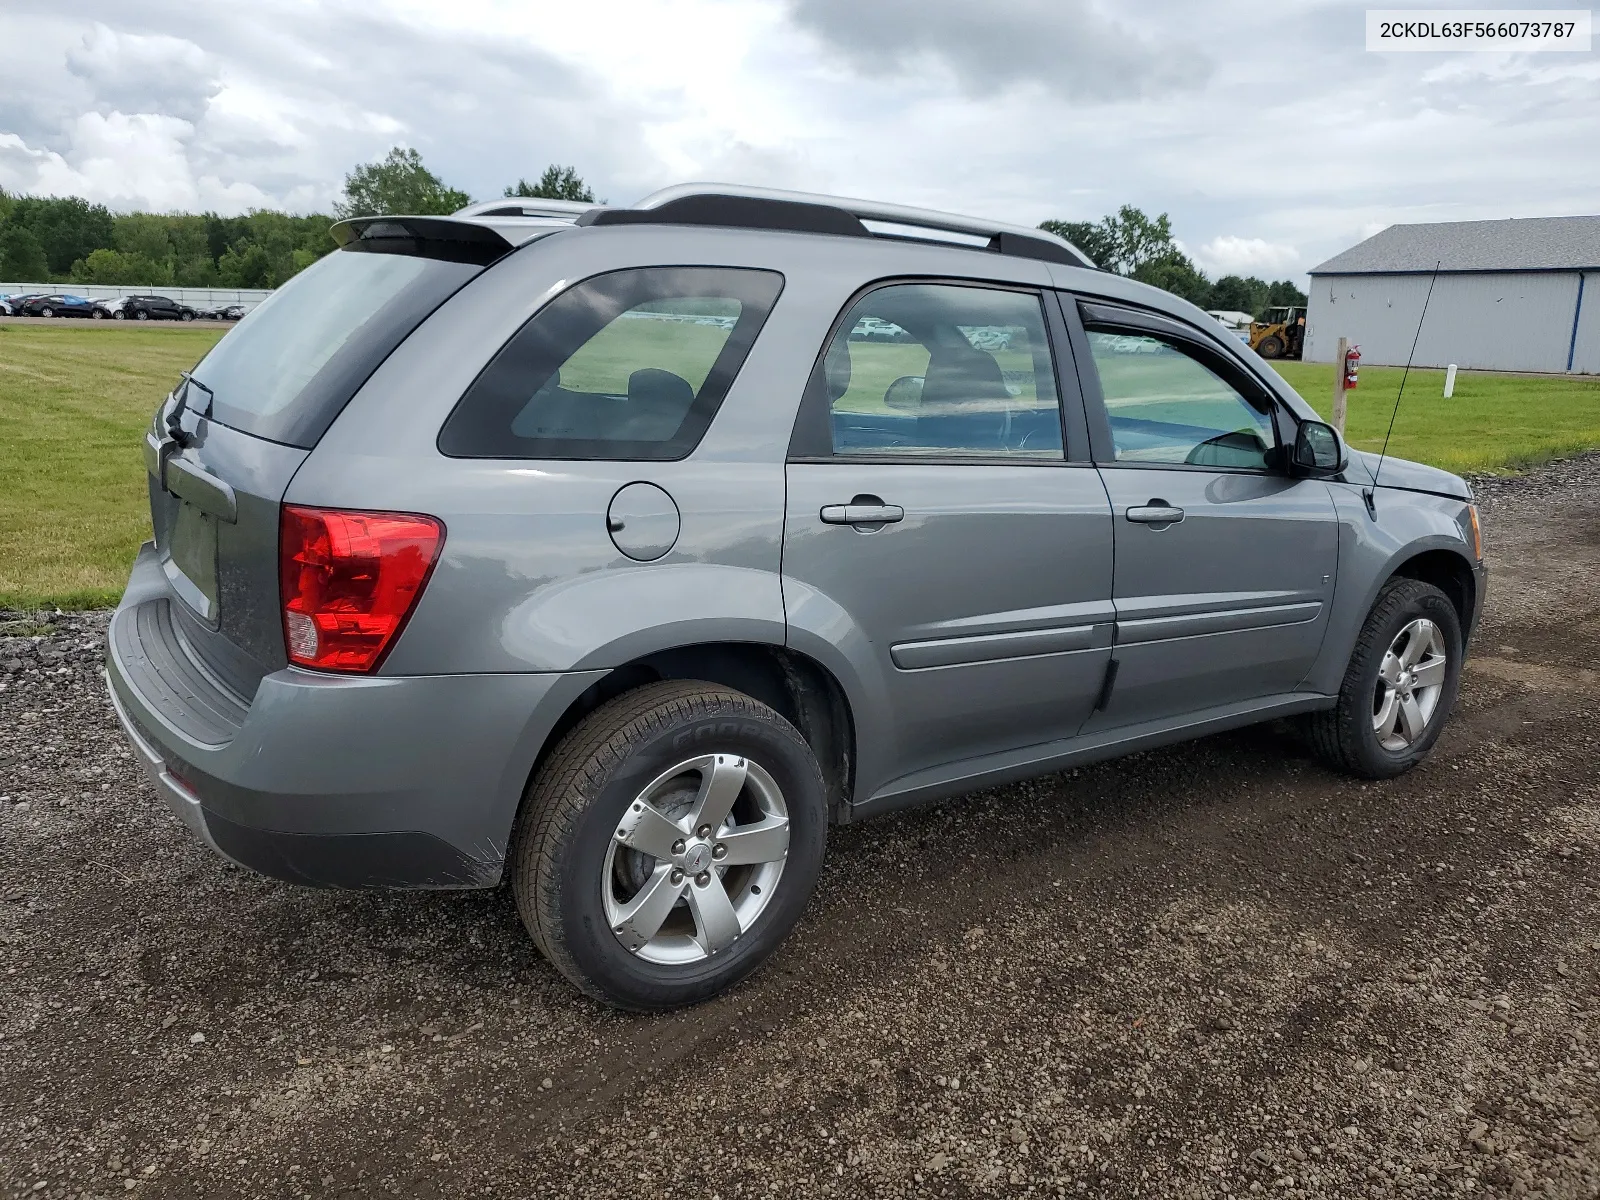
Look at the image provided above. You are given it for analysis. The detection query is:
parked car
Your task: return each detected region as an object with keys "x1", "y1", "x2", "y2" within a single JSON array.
[
  {"x1": 91, "y1": 297, "x2": 127, "y2": 319},
  {"x1": 19, "y1": 294, "x2": 97, "y2": 318},
  {"x1": 193, "y1": 302, "x2": 251, "y2": 321},
  {"x1": 108, "y1": 185, "x2": 1485, "y2": 1011},
  {"x1": 114, "y1": 294, "x2": 197, "y2": 321}
]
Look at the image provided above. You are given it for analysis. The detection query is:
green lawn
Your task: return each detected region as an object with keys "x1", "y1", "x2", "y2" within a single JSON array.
[
  {"x1": 0, "y1": 324, "x2": 224, "y2": 609},
  {"x1": 1, "y1": 324, "x2": 1598, "y2": 610},
  {"x1": 1268, "y1": 360, "x2": 1600, "y2": 475}
]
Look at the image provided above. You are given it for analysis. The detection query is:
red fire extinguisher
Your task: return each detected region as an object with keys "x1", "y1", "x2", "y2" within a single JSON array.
[{"x1": 1343, "y1": 344, "x2": 1361, "y2": 390}]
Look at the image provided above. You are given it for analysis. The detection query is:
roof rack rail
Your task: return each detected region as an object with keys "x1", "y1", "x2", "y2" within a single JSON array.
[{"x1": 575, "y1": 183, "x2": 1097, "y2": 270}]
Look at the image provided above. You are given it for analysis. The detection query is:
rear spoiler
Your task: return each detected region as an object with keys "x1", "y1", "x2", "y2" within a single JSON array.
[{"x1": 329, "y1": 213, "x2": 571, "y2": 262}]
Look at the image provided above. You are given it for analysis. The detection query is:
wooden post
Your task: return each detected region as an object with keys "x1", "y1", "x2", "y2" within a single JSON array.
[{"x1": 1332, "y1": 336, "x2": 1349, "y2": 435}]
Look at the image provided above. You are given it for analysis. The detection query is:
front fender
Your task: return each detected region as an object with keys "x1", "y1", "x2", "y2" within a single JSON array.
[{"x1": 1302, "y1": 484, "x2": 1481, "y2": 695}]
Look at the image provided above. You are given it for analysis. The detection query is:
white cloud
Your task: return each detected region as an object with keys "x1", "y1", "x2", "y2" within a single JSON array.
[
  {"x1": 0, "y1": 0, "x2": 1594, "y2": 283},
  {"x1": 1191, "y1": 236, "x2": 1302, "y2": 278}
]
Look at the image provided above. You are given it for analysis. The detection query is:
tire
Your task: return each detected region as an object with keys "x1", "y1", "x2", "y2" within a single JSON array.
[
  {"x1": 40, "y1": 307, "x2": 53, "y2": 319},
  {"x1": 1257, "y1": 334, "x2": 1284, "y2": 359},
  {"x1": 135, "y1": 310, "x2": 149, "y2": 321},
  {"x1": 1303, "y1": 578, "x2": 1462, "y2": 779},
  {"x1": 113, "y1": 310, "x2": 126, "y2": 320},
  {"x1": 91, "y1": 309, "x2": 105, "y2": 319},
  {"x1": 511, "y1": 680, "x2": 828, "y2": 1010},
  {"x1": 180, "y1": 311, "x2": 194, "y2": 322}
]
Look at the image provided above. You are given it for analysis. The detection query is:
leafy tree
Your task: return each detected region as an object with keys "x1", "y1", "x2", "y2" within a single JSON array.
[
  {"x1": 1038, "y1": 219, "x2": 1118, "y2": 270},
  {"x1": 336, "y1": 146, "x2": 471, "y2": 218},
  {"x1": 1040, "y1": 206, "x2": 1179, "y2": 276},
  {"x1": 0, "y1": 224, "x2": 50, "y2": 282},
  {"x1": 6, "y1": 195, "x2": 117, "y2": 276},
  {"x1": 70, "y1": 248, "x2": 170, "y2": 287},
  {"x1": 1132, "y1": 250, "x2": 1213, "y2": 308},
  {"x1": 1267, "y1": 279, "x2": 1308, "y2": 308},
  {"x1": 217, "y1": 242, "x2": 273, "y2": 289},
  {"x1": 504, "y1": 165, "x2": 597, "y2": 203},
  {"x1": 1207, "y1": 274, "x2": 1269, "y2": 315}
]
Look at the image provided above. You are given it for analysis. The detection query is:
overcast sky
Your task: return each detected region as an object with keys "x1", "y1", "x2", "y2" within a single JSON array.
[{"x1": 1, "y1": 0, "x2": 1596, "y2": 279}]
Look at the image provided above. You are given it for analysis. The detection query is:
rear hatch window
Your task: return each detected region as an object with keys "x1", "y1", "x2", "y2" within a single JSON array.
[{"x1": 189, "y1": 235, "x2": 494, "y2": 448}]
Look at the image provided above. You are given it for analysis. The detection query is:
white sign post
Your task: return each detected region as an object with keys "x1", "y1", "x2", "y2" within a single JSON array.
[{"x1": 1444, "y1": 363, "x2": 1458, "y2": 398}]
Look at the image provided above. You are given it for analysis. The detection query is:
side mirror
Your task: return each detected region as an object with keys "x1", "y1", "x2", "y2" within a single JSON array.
[{"x1": 1292, "y1": 420, "x2": 1346, "y2": 476}]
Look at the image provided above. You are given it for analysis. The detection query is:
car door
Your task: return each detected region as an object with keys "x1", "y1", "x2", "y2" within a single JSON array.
[
  {"x1": 782, "y1": 280, "x2": 1114, "y2": 802},
  {"x1": 1062, "y1": 298, "x2": 1339, "y2": 732}
]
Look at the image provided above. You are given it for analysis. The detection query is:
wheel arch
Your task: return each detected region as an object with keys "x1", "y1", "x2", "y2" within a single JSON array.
[
  {"x1": 1385, "y1": 545, "x2": 1479, "y2": 636},
  {"x1": 528, "y1": 641, "x2": 858, "y2": 824}
]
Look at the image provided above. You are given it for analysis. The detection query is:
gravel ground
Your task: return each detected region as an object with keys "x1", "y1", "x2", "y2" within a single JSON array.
[{"x1": 2, "y1": 456, "x2": 1598, "y2": 1200}]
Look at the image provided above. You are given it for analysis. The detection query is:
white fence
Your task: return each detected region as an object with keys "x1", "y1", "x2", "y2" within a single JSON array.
[{"x1": 0, "y1": 283, "x2": 274, "y2": 307}]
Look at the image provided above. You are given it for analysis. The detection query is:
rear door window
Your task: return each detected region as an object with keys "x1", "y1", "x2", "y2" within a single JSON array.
[
  {"x1": 438, "y1": 267, "x2": 784, "y2": 460},
  {"x1": 190, "y1": 244, "x2": 489, "y2": 447}
]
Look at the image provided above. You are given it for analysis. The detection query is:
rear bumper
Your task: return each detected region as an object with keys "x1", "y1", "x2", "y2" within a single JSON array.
[{"x1": 107, "y1": 543, "x2": 604, "y2": 888}]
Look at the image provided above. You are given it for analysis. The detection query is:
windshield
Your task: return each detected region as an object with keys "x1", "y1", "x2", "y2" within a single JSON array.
[{"x1": 191, "y1": 244, "x2": 485, "y2": 447}]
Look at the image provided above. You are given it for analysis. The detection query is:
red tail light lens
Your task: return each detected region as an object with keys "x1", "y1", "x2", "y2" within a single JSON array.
[{"x1": 279, "y1": 506, "x2": 444, "y2": 673}]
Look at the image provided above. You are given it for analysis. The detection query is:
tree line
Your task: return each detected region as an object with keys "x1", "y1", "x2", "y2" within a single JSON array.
[
  {"x1": 1042, "y1": 207, "x2": 1306, "y2": 317},
  {"x1": 1, "y1": 146, "x2": 1304, "y2": 317}
]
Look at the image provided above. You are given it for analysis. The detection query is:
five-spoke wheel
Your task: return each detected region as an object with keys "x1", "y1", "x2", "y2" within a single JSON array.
[
  {"x1": 511, "y1": 681, "x2": 826, "y2": 1010},
  {"x1": 1305, "y1": 577, "x2": 1463, "y2": 778},
  {"x1": 604, "y1": 754, "x2": 790, "y2": 962},
  {"x1": 1372, "y1": 618, "x2": 1448, "y2": 751}
]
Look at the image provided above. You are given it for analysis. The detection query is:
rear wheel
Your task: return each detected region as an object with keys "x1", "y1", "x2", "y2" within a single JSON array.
[
  {"x1": 511, "y1": 680, "x2": 828, "y2": 1010},
  {"x1": 1256, "y1": 334, "x2": 1284, "y2": 359},
  {"x1": 40, "y1": 307, "x2": 54, "y2": 318},
  {"x1": 1303, "y1": 578, "x2": 1462, "y2": 778},
  {"x1": 135, "y1": 310, "x2": 149, "y2": 321}
]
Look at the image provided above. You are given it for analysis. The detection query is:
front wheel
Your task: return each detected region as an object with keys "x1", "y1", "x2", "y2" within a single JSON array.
[
  {"x1": 511, "y1": 680, "x2": 828, "y2": 1010},
  {"x1": 1256, "y1": 334, "x2": 1284, "y2": 359},
  {"x1": 91, "y1": 309, "x2": 105, "y2": 319},
  {"x1": 180, "y1": 311, "x2": 194, "y2": 321},
  {"x1": 1303, "y1": 578, "x2": 1462, "y2": 778},
  {"x1": 113, "y1": 310, "x2": 126, "y2": 320}
]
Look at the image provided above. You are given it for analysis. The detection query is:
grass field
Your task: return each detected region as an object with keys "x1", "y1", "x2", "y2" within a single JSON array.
[
  {"x1": 0, "y1": 324, "x2": 224, "y2": 609},
  {"x1": 1, "y1": 323, "x2": 1599, "y2": 609},
  {"x1": 1271, "y1": 360, "x2": 1600, "y2": 475}
]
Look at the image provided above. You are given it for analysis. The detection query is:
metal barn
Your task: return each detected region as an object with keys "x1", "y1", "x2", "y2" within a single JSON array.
[{"x1": 1304, "y1": 215, "x2": 1600, "y2": 374}]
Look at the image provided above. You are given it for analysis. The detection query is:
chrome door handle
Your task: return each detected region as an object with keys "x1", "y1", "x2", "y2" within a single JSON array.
[
  {"x1": 820, "y1": 503, "x2": 904, "y2": 526},
  {"x1": 1125, "y1": 502, "x2": 1184, "y2": 526}
]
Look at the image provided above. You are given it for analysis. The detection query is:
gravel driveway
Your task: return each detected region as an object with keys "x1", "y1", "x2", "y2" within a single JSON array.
[{"x1": 2, "y1": 457, "x2": 1597, "y2": 1200}]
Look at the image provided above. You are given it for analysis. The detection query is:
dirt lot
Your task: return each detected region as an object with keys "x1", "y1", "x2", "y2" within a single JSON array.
[{"x1": 2, "y1": 458, "x2": 1597, "y2": 1200}]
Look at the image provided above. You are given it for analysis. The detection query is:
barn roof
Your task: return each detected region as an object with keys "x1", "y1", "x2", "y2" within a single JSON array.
[{"x1": 1309, "y1": 215, "x2": 1600, "y2": 275}]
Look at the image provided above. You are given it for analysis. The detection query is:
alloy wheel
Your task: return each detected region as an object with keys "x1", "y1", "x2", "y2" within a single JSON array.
[
  {"x1": 1372, "y1": 618, "x2": 1447, "y2": 751},
  {"x1": 603, "y1": 754, "x2": 790, "y2": 965}
]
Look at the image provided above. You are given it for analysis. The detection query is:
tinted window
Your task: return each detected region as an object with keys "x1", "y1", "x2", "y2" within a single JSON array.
[
  {"x1": 438, "y1": 267, "x2": 783, "y2": 460},
  {"x1": 191, "y1": 245, "x2": 485, "y2": 447},
  {"x1": 816, "y1": 283, "x2": 1063, "y2": 459},
  {"x1": 1085, "y1": 329, "x2": 1276, "y2": 469}
]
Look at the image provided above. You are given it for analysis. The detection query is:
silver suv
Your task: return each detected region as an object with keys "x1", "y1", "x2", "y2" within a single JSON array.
[{"x1": 107, "y1": 185, "x2": 1485, "y2": 1009}]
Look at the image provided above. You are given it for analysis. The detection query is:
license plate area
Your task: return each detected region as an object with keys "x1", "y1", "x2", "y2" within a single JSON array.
[{"x1": 162, "y1": 501, "x2": 220, "y2": 625}]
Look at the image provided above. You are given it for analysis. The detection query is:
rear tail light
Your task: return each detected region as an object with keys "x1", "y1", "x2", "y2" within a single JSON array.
[{"x1": 279, "y1": 506, "x2": 444, "y2": 673}]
